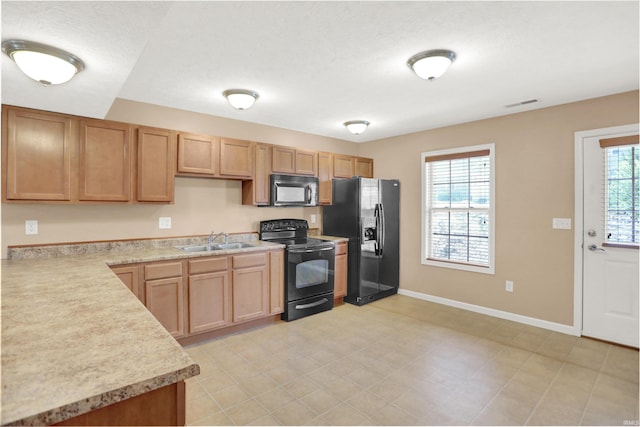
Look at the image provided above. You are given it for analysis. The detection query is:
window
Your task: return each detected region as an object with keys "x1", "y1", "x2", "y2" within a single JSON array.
[
  {"x1": 601, "y1": 135, "x2": 639, "y2": 246},
  {"x1": 421, "y1": 144, "x2": 495, "y2": 274}
]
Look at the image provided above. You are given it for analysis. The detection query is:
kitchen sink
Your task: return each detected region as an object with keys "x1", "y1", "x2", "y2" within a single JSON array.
[{"x1": 176, "y1": 242, "x2": 254, "y2": 252}]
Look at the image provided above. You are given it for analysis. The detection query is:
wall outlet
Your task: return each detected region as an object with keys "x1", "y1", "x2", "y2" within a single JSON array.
[
  {"x1": 25, "y1": 220, "x2": 38, "y2": 235},
  {"x1": 505, "y1": 280, "x2": 514, "y2": 292},
  {"x1": 310, "y1": 214, "x2": 317, "y2": 224},
  {"x1": 159, "y1": 217, "x2": 172, "y2": 229}
]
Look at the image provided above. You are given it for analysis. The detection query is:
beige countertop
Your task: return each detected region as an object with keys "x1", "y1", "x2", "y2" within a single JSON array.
[{"x1": 1, "y1": 237, "x2": 284, "y2": 426}]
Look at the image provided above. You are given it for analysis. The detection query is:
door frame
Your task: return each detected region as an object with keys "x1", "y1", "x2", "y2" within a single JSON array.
[{"x1": 573, "y1": 123, "x2": 639, "y2": 337}]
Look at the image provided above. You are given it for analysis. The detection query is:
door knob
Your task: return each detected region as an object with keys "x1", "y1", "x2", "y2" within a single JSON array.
[{"x1": 588, "y1": 244, "x2": 605, "y2": 252}]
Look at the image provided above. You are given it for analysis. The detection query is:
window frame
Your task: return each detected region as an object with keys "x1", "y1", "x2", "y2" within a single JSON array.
[{"x1": 421, "y1": 143, "x2": 496, "y2": 274}]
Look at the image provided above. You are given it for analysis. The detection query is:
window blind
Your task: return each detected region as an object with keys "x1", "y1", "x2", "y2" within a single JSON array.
[{"x1": 604, "y1": 139, "x2": 639, "y2": 245}]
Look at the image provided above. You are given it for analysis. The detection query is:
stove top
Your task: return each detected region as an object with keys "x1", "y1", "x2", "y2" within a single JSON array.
[{"x1": 259, "y1": 219, "x2": 334, "y2": 250}]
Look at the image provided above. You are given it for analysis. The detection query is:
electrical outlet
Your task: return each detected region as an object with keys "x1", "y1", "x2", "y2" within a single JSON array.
[
  {"x1": 505, "y1": 280, "x2": 514, "y2": 292},
  {"x1": 159, "y1": 217, "x2": 172, "y2": 229},
  {"x1": 25, "y1": 220, "x2": 38, "y2": 235},
  {"x1": 310, "y1": 214, "x2": 317, "y2": 224}
]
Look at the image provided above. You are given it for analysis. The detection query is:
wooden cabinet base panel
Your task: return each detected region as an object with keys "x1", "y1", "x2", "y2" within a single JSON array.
[
  {"x1": 54, "y1": 382, "x2": 185, "y2": 426},
  {"x1": 177, "y1": 314, "x2": 280, "y2": 346}
]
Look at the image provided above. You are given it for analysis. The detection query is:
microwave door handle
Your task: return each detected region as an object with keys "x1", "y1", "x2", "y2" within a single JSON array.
[{"x1": 306, "y1": 186, "x2": 311, "y2": 204}]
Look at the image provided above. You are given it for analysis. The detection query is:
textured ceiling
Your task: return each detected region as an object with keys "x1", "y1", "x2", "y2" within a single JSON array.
[{"x1": 1, "y1": 1, "x2": 638, "y2": 143}]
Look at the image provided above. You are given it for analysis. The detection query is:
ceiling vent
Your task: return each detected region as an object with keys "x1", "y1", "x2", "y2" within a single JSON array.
[{"x1": 505, "y1": 99, "x2": 540, "y2": 108}]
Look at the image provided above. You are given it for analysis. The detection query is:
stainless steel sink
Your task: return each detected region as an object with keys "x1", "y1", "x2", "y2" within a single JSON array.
[{"x1": 176, "y1": 242, "x2": 254, "y2": 252}]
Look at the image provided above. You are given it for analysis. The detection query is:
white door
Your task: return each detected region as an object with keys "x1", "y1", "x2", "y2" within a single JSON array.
[{"x1": 582, "y1": 129, "x2": 639, "y2": 347}]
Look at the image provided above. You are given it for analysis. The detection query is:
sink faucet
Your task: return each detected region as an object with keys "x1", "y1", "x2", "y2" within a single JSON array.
[{"x1": 208, "y1": 231, "x2": 228, "y2": 245}]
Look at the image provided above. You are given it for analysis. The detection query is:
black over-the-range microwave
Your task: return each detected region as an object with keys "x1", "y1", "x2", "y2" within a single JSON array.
[{"x1": 269, "y1": 174, "x2": 318, "y2": 207}]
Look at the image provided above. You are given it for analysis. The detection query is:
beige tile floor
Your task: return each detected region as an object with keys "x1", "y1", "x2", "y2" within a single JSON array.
[{"x1": 184, "y1": 295, "x2": 639, "y2": 426}]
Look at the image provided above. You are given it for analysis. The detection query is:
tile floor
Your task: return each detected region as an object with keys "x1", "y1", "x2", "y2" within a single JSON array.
[{"x1": 184, "y1": 295, "x2": 639, "y2": 426}]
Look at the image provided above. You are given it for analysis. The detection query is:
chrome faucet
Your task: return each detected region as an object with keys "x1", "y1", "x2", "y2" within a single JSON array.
[{"x1": 208, "y1": 231, "x2": 228, "y2": 245}]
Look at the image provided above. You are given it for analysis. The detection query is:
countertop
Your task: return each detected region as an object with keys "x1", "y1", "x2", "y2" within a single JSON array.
[{"x1": 1, "y1": 237, "x2": 284, "y2": 426}]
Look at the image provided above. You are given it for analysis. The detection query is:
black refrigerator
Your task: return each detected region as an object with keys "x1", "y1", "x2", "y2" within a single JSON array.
[{"x1": 322, "y1": 177, "x2": 400, "y2": 305}]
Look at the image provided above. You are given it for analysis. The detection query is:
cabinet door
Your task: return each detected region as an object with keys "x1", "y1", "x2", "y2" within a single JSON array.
[
  {"x1": 272, "y1": 145, "x2": 296, "y2": 174},
  {"x1": 137, "y1": 127, "x2": 175, "y2": 202},
  {"x1": 177, "y1": 133, "x2": 219, "y2": 176},
  {"x1": 219, "y1": 138, "x2": 252, "y2": 177},
  {"x1": 4, "y1": 108, "x2": 73, "y2": 201},
  {"x1": 242, "y1": 142, "x2": 271, "y2": 205},
  {"x1": 269, "y1": 250, "x2": 285, "y2": 315},
  {"x1": 188, "y1": 271, "x2": 231, "y2": 333},
  {"x1": 232, "y1": 266, "x2": 269, "y2": 323},
  {"x1": 145, "y1": 277, "x2": 185, "y2": 338},
  {"x1": 354, "y1": 157, "x2": 373, "y2": 178},
  {"x1": 317, "y1": 151, "x2": 332, "y2": 205},
  {"x1": 334, "y1": 243, "x2": 348, "y2": 298},
  {"x1": 111, "y1": 265, "x2": 142, "y2": 302},
  {"x1": 333, "y1": 154, "x2": 354, "y2": 178},
  {"x1": 295, "y1": 149, "x2": 317, "y2": 176},
  {"x1": 79, "y1": 119, "x2": 131, "y2": 201}
]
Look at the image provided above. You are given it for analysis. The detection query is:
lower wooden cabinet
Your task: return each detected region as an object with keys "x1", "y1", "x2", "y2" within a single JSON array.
[
  {"x1": 232, "y1": 253, "x2": 269, "y2": 323},
  {"x1": 334, "y1": 241, "x2": 348, "y2": 299},
  {"x1": 187, "y1": 257, "x2": 231, "y2": 333},
  {"x1": 143, "y1": 261, "x2": 185, "y2": 338},
  {"x1": 110, "y1": 265, "x2": 142, "y2": 302}
]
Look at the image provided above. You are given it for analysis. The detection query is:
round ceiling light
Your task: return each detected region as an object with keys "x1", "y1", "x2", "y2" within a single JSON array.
[
  {"x1": 223, "y1": 89, "x2": 259, "y2": 110},
  {"x1": 2, "y1": 39, "x2": 85, "y2": 86},
  {"x1": 344, "y1": 120, "x2": 370, "y2": 135},
  {"x1": 407, "y1": 49, "x2": 456, "y2": 80}
]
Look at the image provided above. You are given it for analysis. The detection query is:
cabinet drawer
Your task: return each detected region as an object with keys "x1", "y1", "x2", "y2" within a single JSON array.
[
  {"x1": 232, "y1": 253, "x2": 267, "y2": 269},
  {"x1": 188, "y1": 256, "x2": 228, "y2": 275},
  {"x1": 335, "y1": 242, "x2": 348, "y2": 255},
  {"x1": 144, "y1": 261, "x2": 183, "y2": 280}
]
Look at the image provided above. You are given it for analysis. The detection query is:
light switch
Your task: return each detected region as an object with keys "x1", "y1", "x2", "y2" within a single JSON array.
[
  {"x1": 25, "y1": 220, "x2": 38, "y2": 235},
  {"x1": 552, "y1": 218, "x2": 572, "y2": 230},
  {"x1": 159, "y1": 217, "x2": 172, "y2": 229}
]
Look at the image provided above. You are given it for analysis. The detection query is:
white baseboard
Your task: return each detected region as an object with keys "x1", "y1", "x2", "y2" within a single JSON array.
[{"x1": 397, "y1": 288, "x2": 579, "y2": 336}]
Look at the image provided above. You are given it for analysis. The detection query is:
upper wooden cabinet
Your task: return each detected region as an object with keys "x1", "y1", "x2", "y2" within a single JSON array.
[
  {"x1": 79, "y1": 119, "x2": 132, "y2": 201},
  {"x1": 242, "y1": 142, "x2": 271, "y2": 206},
  {"x1": 137, "y1": 127, "x2": 176, "y2": 203},
  {"x1": 333, "y1": 154, "x2": 354, "y2": 179},
  {"x1": 177, "y1": 133, "x2": 219, "y2": 176},
  {"x1": 354, "y1": 157, "x2": 373, "y2": 178},
  {"x1": 3, "y1": 107, "x2": 74, "y2": 201},
  {"x1": 219, "y1": 138, "x2": 253, "y2": 178},
  {"x1": 317, "y1": 151, "x2": 332, "y2": 205},
  {"x1": 272, "y1": 145, "x2": 317, "y2": 176}
]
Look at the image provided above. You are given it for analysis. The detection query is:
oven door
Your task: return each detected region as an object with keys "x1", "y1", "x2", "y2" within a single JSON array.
[{"x1": 286, "y1": 245, "x2": 335, "y2": 302}]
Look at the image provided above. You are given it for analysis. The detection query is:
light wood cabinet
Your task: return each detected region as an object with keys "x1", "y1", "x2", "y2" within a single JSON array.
[
  {"x1": 219, "y1": 138, "x2": 253, "y2": 178},
  {"x1": 177, "y1": 132, "x2": 219, "y2": 176},
  {"x1": 354, "y1": 157, "x2": 374, "y2": 178},
  {"x1": 333, "y1": 154, "x2": 354, "y2": 179},
  {"x1": 143, "y1": 261, "x2": 185, "y2": 338},
  {"x1": 318, "y1": 151, "x2": 332, "y2": 205},
  {"x1": 79, "y1": 119, "x2": 132, "y2": 201},
  {"x1": 187, "y1": 256, "x2": 231, "y2": 334},
  {"x1": 269, "y1": 250, "x2": 285, "y2": 314},
  {"x1": 242, "y1": 142, "x2": 271, "y2": 205},
  {"x1": 111, "y1": 265, "x2": 142, "y2": 302},
  {"x1": 136, "y1": 127, "x2": 175, "y2": 203},
  {"x1": 232, "y1": 253, "x2": 269, "y2": 323},
  {"x1": 3, "y1": 107, "x2": 74, "y2": 201},
  {"x1": 272, "y1": 145, "x2": 317, "y2": 176},
  {"x1": 334, "y1": 241, "x2": 348, "y2": 299}
]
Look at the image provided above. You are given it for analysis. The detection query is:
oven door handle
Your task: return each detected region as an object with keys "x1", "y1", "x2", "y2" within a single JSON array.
[
  {"x1": 295, "y1": 298, "x2": 328, "y2": 310},
  {"x1": 288, "y1": 246, "x2": 334, "y2": 254}
]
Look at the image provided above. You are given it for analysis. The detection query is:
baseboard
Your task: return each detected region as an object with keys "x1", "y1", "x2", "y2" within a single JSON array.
[{"x1": 397, "y1": 288, "x2": 578, "y2": 336}]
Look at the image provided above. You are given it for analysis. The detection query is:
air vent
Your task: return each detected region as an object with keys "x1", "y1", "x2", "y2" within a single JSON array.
[{"x1": 505, "y1": 99, "x2": 540, "y2": 108}]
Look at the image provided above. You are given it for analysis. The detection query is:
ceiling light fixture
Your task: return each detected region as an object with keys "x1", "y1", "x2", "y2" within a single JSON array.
[
  {"x1": 1, "y1": 39, "x2": 85, "y2": 86},
  {"x1": 344, "y1": 120, "x2": 370, "y2": 135},
  {"x1": 223, "y1": 89, "x2": 259, "y2": 110},
  {"x1": 407, "y1": 49, "x2": 456, "y2": 81}
]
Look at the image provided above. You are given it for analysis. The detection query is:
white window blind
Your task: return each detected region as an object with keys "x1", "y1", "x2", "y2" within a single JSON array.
[{"x1": 422, "y1": 144, "x2": 495, "y2": 274}]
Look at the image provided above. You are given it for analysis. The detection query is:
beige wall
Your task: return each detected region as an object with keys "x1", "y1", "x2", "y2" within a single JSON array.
[
  {"x1": 2, "y1": 91, "x2": 638, "y2": 327},
  {"x1": 360, "y1": 90, "x2": 639, "y2": 326}
]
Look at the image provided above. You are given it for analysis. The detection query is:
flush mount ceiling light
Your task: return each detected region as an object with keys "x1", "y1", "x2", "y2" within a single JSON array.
[
  {"x1": 407, "y1": 49, "x2": 456, "y2": 81},
  {"x1": 223, "y1": 89, "x2": 259, "y2": 110},
  {"x1": 344, "y1": 120, "x2": 370, "y2": 135},
  {"x1": 2, "y1": 39, "x2": 85, "y2": 86}
]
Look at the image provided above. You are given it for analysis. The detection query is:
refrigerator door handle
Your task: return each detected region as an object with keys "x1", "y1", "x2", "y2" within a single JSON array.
[
  {"x1": 375, "y1": 203, "x2": 383, "y2": 256},
  {"x1": 379, "y1": 202, "x2": 385, "y2": 256}
]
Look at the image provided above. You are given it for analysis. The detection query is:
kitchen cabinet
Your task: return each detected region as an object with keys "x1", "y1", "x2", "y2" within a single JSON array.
[
  {"x1": 332, "y1": 154, "x2": 354, "y2": 179},
  {"x1": 110, "y1": 264, "x2": 142, "y2": 302},
  {"x1": 219, "y1": 137, "x2": 253, "y2": 178},
  {"x1": 269, "y1": 250, "x2": 285, "y2": 314},
  {"x1": 177, "y1": 132, "x2": 219, "y2": 176},
  {"x1": 143, "y1": 261, "x2": 185, "y2": 338},
  {"x1": 317, "y1": 151, "x2": 332, "y2": 205},
  {"x1": 354, "y1": 156, "x2": 374, "y2": 178},
  {"x1": 232, "y1": 252, "x2": 269, "y2": 323},
  {"x1": 79, "y1": 119, "x2": 132, "y2": 201},
  {"x1": 187, "y1": 256, "x2": 231, "y2": 334},
  {"x1": 242, "y1": 142, "x2": 271, "y2": 205},
  {"x1": 3, "y1": 106, "x2": 74, "y2": 201},
  {"x1": 136, "y1": 127, "x2": 176, "y2": 203},
  {"x1": 272, "y1": 145, "x2": 317, "y2": 176},
  {"x1": 334, "y1": 241, "x2": 348, "y2": 299}
]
